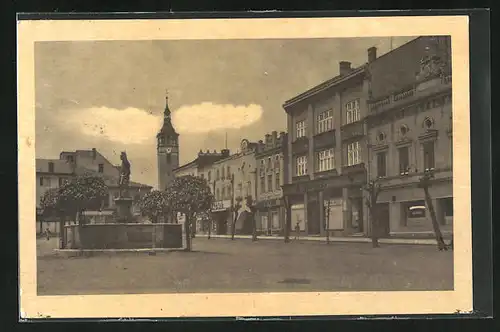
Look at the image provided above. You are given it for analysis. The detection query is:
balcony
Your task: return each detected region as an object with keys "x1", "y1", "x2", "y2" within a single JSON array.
[
  {"x1": 291, "y1": 175, "x2": 310, "y2": 183},
  {"x1": 340, "y1": 121, "x2": 365, "y2": 142},
  {"x1": 341, "y1": 162, "x2": 366, "y2": 175},
  {"x1": 313, "y1": 129, "x2": 336, "y2": 150},
  {"x1": 291, "y1": 136, "x2": 309, "y2": 155},
  {"x1": 368, "y1": 75, "x2": 452, "y2": 114}
]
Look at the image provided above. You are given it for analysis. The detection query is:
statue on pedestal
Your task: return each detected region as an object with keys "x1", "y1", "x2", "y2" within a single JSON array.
[{"x1": 119, "y1": 151, "x2": 131, "y2": 198}]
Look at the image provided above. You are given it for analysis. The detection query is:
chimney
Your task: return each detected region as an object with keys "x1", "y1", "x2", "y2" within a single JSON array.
[
  {"x1": 92, "y1": 148, "x2": 97, "y2": 160},
  {"x1": 271, "y1": 131, "x2": 278, "y2": 147},
  {"x1": 221, "y1": 149, "x2": 230, "y2": 157},
  {"x1": 368, "y1": 47, "x2": 377, "y2": 63},
  {"x1": 339, "y1": 61, "x2": 352, "y2": 76}
]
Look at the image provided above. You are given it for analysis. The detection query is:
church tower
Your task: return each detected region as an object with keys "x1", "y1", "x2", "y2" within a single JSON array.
[{"x1": 157, "y1": 94, "x2": 179, "y2": 190}]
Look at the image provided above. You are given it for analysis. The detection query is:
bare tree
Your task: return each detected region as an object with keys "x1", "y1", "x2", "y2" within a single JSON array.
[
  {"x1": 418, "y1": 171, "x2": 448, "y2": 251},
  {"x1": 363, "y1": 179, "x2": 382, "y2": 248},
  {"x1": 324, "y1": 199, "x2": 331, "y2": 244}
]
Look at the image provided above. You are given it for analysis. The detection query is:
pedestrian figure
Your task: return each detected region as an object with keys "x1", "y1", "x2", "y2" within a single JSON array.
[
  {"x1": 45, "y1": 228, "x2": 51, "y2": 241},
  {"x1": 294, "y1": 222, "x2": 300, "y2": 240}
]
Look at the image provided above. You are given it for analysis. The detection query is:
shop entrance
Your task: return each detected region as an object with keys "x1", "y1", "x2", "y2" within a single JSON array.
[{"x1": 307, "y1": 193, "x2": 321, "y2": 235}]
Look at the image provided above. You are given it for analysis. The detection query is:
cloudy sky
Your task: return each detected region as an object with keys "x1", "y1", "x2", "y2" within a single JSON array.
[{"x1": 35, "y1": 36, "x2": 415, "y2": 188}]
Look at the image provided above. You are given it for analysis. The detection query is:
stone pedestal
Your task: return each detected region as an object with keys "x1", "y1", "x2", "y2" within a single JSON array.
[{"x1": 114, "y1": 197, "x2": 133, "y2": 222}]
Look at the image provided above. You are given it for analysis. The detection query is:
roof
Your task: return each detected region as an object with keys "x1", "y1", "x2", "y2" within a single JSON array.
[
  {"x1": 36, "y1": 159, "x2": 73, "y2": 174},
  {"x1": 75, "y1": 167, "x2": 152, "y2": 189},
  {"x1": 368, "y1": 36, "x2": 451, "y2": 100},
  {"x1": 173, "y1": 153, "x2": 228, "y2": 173},
  {"x1": 283, "y1": 65, "x2": 366, "y2": 109}
]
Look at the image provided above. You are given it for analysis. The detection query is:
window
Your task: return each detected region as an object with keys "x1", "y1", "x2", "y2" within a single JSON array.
[
  {"x1": 376, "y1": 152, "x2": 387, "y2": 177},
  {"x1": 267, "y1": 157, "x2": 272, "y2": 169},
  {"x1": 227, "y1": 185, "x2": 232, "y2": 198},
  {"x1": 406, "y1": 200, "x2": 426, "y2": 219},
  {"x1": 317, "y1": 148, "x2": 335, "y2": 172},
  {"x1": 216, "y1": 169, "x2": 220, "y2": 180},
  {"x1": 221, "y1": 167, "x2": 225, "y2": 180},
  {"x1": 346, "y1": 99, "x2": 360, "y2": 124},
  {"x1": 216, "y1": 188, "x2": 220, "y2": 200},
  {"x1": 58, "y1": 177, "x2": 65, "y2": 186},
  {"x1": 208, "y1": 171, "x2": 211, "y2": 182},
  {"x1": 275, "y1": 171, "x2": 281, "y2": 190},
  {"x1": 48, "y1": 162, "x2": 54, "y2": 173},
  {"x1": 295, "y1": 120, "x2": 306, "y2": 139},
  {"x1": 66, "y1": 155, "x2": 74, "y2": 163},
  {"x1": 221, "y1": 187, "x2": 226, "y2": 199},
  {"x1": 227, "y1": 166, "x2": 231, "y2": 179},
  {"x1": 274, "y1": 155, "x2": 280, "y2": 169},
  {"x1": 317, "y1": 109, "x2": 334, "y2": 134},
  {"x1": 98, "y1": 163, "x2": 104, "y2": 173},
  {"x1": 260, "y1": 176, "x2": 265, "y2": 194},
  {"x1": 39, "y1": 177, "x2": 44, "y2": 186},
  {"x1": 399, "y1": 146, "x2": 410, "y2": 175},
  {"x1": 423, "y1": 141, "x2": 435, "y2": 171},
  {"x1": 347, "y1": 141, "x2": 361, "y2": 166},
  {"x1": 267, "y1": 174, "x2": 273, "y2": 192},
  {"x1": 296, "y1": 155, "x2": 308, "y2": 176},
  {"x1": 442, "y1": 197, "x2": 453, "y2": 217}
]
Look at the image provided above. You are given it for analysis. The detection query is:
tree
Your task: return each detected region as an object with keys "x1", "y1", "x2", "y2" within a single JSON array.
[
  {"x1": 282, "y1": 195, "x2": 291, "y2": 243},
  {"x1": 231, "y1": 196, "x2": 243, "y2": 240},
  {"x1": 40, "y1": 188, "x2": 65, "y2": 248},
  {"x1": 137, "y1": 190, "x2": 171, "y2": 223},
  {"x1": 57, "y1": 174, "x2": 109, "y2": 223},
  {"x1": 363, "y1": 179, "x2": 382, "y2": 248},
  {"x1": 166, "y1": 175, "x2": 214, "y2": 251},
  {"x1": 418, "y1": 171, "x2": 448, "y2": 251}
]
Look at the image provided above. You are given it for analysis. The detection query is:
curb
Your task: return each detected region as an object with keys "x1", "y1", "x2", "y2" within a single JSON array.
[
  {"x1": 195, "y1": 234, "x2": 439, "y2": 246},
  {"x1": 53, "y1": 248, "x2": 185, "y2": 257}
]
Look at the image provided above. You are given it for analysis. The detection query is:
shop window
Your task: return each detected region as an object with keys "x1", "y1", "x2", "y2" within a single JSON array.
[
  {"x1": 399, "y1": 146, "x2": 410, "y2": 175},
  {"x1": 406, "y1": 200, "x2": 426, "y2": 219},
  {"x1": 442, "y1": 197, "x2": 453, "y2": 217}
]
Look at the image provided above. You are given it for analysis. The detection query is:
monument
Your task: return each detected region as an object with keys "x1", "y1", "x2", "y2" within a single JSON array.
[{"x1": 114, "y1": 151, "x2": 133, "y2": 222}]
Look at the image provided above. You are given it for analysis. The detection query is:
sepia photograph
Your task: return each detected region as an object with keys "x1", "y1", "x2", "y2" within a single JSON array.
[{"x1": 18, "y1": 16, "x2": 472, "y2": 318}]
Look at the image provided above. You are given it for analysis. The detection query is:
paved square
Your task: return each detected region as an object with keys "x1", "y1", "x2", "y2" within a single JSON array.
[{"x1": 37, "y1": 237, "x2": 453, "y2": 295}]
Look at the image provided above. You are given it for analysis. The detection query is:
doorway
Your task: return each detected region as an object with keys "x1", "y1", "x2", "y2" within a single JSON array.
[
  {"x1": 307, "y1": 198, "x2": 321, "y2": 235},
  {"x1": 376, "y1": 203, "x2": 390, "y2": 237}
]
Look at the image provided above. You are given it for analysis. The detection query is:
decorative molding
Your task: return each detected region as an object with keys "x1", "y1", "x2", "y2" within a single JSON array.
[
  {"x1": 395, "y1": 138, "x2": 413, "y2": 147},
  {"x1": 418, "y1": 129, "x2": 438, "y2": 142},
  {"x1": 372, "y1": 143, "x2": 389, "y2": 152}
]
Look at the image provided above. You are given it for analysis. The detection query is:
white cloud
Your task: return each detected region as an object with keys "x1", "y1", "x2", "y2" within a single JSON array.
[
  {"x1": 172, "y1": 102, "x2": 263, "y2": 134},
  {"x1": 65, "y1": 107, "x2": 160, "y2": 145}
]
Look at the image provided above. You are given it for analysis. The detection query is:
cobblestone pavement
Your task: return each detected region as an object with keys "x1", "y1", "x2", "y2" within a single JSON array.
[{"x1": 37, "y1": 237, "x2": 454, "y2": 295}]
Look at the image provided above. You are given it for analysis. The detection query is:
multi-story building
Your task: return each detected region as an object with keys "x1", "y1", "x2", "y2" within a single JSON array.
[
  {"x1": 206, "y1": 139, "x2": 259, "y2": 235},
  {"x1": 254, "y1": 131, "x2": 288, "y2": 235},
  {"x1": 157, "y1": 95, "x2": 180, "y2": 191},
  {"x1": 36, "y1": 149, "x2": 152, "y2": 221},
  {"x1": 282, "y1": 59, "x2": 371, "y2": 237},
  {"x1": 173, "y1": 139, "x2": 260, "y2": 235},
  {"x1": 172, "y1": 149, "x2": 230, "y2": 232},
  {"x1": 365, "y1": 36, "x2": 453, "y2": 238}
]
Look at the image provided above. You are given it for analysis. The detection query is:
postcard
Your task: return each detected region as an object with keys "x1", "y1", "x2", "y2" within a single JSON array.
[{"x1": 17, "y1": 15, "x2": 471, "y2": 318}]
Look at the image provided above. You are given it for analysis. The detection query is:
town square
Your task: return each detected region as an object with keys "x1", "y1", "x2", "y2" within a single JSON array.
[{"x1": 34, "y1": 35, "x2": 454, "y2": 295}]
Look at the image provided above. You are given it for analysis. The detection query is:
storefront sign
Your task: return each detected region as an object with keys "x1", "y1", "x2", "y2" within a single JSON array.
[
  {"x1": 212, "y1": 200, "x2": 231, "y2": 212},
  {"x1": 257, "y1": 199, "x2": 281, "y2": 209}
]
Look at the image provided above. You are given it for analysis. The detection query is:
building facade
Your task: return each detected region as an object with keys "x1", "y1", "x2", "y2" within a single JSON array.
[
  {"x1": 254, "y1": 131, "x2": 288, "y2": 235},
  {"x1": 36, "y1": 149, "x2": 152, "y2": 222},
  {"x1": 365, "y1": 36, "x2": 453, "y2": 238},
  {"x1": 157, "y1": 95, "x2": 180, "y2": 191},
  {"x1": 282, "y1": 60, "x2": 370, "y2": 237},
  {"x1": 206, "y1": 140, "x2": 259, "y2": 235}
]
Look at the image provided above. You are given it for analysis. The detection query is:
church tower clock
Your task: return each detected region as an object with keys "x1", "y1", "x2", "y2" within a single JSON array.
[{"x1": 157, "y1": 94, "x2": 179, "y2": 190}]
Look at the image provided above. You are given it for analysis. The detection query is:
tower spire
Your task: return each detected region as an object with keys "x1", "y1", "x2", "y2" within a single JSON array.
[{"x1": 164, "y1": 89, "x2": 171, "y2": 119}]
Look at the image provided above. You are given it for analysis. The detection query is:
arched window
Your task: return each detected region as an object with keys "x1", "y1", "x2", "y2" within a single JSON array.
[{"x1": 400, "y1": 124, "x2": 409, "y2": 137}]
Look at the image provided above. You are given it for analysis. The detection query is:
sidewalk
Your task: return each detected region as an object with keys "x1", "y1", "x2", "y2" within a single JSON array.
[{"x1": 195, "y1": 234, "x2": 440, "y2": 245}]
